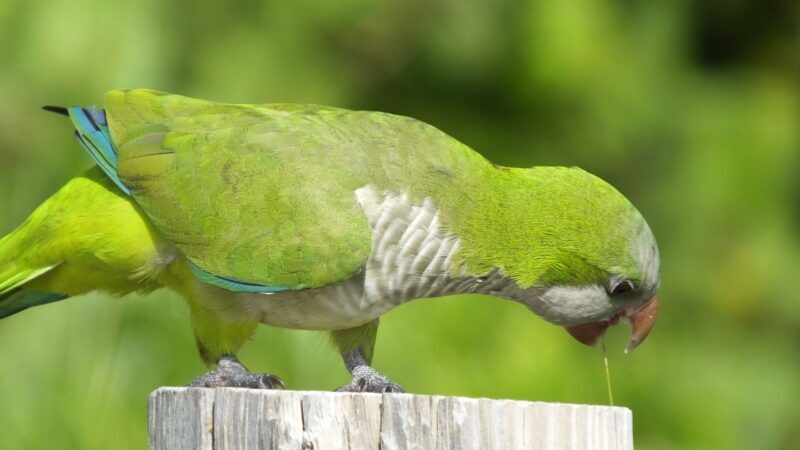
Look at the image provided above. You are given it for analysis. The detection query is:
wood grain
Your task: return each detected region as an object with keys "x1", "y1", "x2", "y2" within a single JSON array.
[{"x1": 149, "y1": 388, "x2": 633, "y2": 450}]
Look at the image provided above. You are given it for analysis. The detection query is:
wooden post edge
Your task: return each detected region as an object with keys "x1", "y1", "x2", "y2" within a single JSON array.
[{"x1": 148, "y1": 387, "x2": 633, "y2": 449}]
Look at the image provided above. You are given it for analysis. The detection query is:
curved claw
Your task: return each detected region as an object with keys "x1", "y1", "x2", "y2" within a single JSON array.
[
  {"x1": 188, "y1": 356, "x2": 285, "y2": 389},
  {"x1": 252, "y1": 374, "x2": 286, "y2": 389},
  {"x1": 335, "y1": 367, "x2": 404, "y2": 393},
  {"x1": 189, "y1": 371, "x2": 285, "y2": 389}
]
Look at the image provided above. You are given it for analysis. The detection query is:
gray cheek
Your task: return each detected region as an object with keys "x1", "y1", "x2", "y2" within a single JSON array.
[{"x1": 523, "y1": 285, "x2": 615, "y2": 325}]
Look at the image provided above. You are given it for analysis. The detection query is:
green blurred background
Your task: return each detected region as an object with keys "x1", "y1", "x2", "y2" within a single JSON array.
[{"x1": 0, "y1": 0, "x2": 798, "y2": 448}]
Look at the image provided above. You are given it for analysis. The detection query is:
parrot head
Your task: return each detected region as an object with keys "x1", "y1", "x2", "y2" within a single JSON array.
[
  {"x1": 462, "y1": 166, "x2": 660, "y2": 352},
  {"x1": 538, "y1": 207, "x2": 660, "y2": 354}
]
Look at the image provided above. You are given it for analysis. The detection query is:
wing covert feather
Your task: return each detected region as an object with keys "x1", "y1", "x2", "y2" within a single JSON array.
[{"x1": 106, "y1": 90, "x2": 373, "y2": 290}]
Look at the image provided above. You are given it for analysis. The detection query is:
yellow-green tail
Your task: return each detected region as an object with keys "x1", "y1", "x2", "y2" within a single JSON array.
[
  {"x1": 0, "y1": 166, "x2": 169, "y2": 321},
  {"x1": 0, "y1": 234, "x2": 68, "y2": 319}
]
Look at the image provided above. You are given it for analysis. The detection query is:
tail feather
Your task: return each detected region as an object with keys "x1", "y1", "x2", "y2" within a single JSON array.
[
  {"x1": 0, "y1": 161, "x2": 163, "y2": 321},
  {"x1": 0, "y1": 264, "x2": 59, "y2": 295},
  {"x1": 42, "y1": 105, "x2": 69, "y2": 116},
  {"x1": 67, "y1": 106, "x2": 131, "y2": 195},
  {"x1": 0, "y1": 289, "x2": 67, "y2": 319},
  {"x1": 0, "y1": 264, "x2": 68, "y2": 320}
]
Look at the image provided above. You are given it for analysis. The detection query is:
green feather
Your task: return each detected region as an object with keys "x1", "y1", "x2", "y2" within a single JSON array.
[{"x1": 103, "y1": 89, "x2": 644, "y2": 293}]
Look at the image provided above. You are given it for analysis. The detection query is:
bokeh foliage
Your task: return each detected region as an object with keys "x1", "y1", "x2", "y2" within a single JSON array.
[{"x1": 0, "y1": 0, "x2": 798, "y2": 449}]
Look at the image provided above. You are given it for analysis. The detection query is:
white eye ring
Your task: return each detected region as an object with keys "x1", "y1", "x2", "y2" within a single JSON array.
[{"x1": 610, "y1": 279, "x2": 635, "y2": 295}]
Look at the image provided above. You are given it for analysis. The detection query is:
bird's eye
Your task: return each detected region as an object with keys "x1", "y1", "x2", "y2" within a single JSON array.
[{"x1": 610, "y1": 279, "x2": 635, "y2": 295}]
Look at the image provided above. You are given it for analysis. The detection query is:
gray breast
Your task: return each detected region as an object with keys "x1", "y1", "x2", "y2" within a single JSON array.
[
  {"x1": 356, "y1": 186, "x2": 465, "y2": 304},
  {"x1": 240, "y1": 187, "x2": 475, "y2": 330}
]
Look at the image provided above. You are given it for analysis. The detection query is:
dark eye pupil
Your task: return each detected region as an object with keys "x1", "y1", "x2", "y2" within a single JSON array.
[{"x1": 612, "y1": 280, "x2": 633, "y2": 294}]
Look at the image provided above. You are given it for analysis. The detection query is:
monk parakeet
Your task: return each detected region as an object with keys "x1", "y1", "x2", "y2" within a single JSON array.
[{"x1": 0, "y1": 90, "x2": 659, "y2": 392}]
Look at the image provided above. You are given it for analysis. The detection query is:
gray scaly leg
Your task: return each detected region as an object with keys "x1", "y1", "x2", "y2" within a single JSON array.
[{"x1": 330, "y1": 320, "x2": 404, "y2": 393}]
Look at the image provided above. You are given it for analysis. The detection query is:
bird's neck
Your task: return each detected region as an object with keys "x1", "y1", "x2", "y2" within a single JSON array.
[
  {"x1": 446, "y1": 166, "x2": 613, "y2": 290},
  {"x1": 354, "y1": 179, "x2": 532, "y2": 307}
]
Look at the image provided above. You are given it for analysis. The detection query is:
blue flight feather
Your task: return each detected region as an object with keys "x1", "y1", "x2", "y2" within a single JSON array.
[
  {"x1": 188, "y1": 260, "x2": 290, "y2": 293},
  {"x1": 68, "y1": 106, "x2": 132, "y2": 195}
]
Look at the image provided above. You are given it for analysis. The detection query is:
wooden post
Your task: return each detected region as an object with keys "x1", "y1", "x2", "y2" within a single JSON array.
[{"x1": 149, "y1": 387, "x2": 633, "y2": 450}]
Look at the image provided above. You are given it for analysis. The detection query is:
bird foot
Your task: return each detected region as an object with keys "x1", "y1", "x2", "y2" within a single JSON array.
[
  {"x1": 189, "y1": 355, "x2": 284, "y2": 389},
  {"x1": 335, "y1": 365, "x2": 404, "y2": 393}
]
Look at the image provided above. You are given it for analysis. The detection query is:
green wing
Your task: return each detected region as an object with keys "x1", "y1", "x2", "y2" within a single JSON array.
[{"x1": 105, "y1": 89, "x2": 373, "y2": 291}]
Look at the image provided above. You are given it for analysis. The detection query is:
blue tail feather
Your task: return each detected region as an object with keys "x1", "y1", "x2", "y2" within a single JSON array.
[{"x1": 68, "y1": 107, "x2": 131, "y2": 195}]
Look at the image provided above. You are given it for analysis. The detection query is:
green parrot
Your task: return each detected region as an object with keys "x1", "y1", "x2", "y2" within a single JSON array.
[{"x1": 0, "y1": 89, "x2": 659, "y2": 392}]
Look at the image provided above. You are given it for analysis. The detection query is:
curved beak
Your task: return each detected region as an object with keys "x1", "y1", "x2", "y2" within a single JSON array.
[{"x1": 564, "y1": 296, "x2": 659, "y2": 353}]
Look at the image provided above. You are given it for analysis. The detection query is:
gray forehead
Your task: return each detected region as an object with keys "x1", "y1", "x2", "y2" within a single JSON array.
[{"x1": 633, "y1": 218, "x2": 660, "y2": 294}]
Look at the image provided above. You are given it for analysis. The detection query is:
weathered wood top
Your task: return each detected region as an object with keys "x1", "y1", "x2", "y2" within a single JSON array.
[{"x1": 149, "y1": 387, "x2": 633, "y2": 450}]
